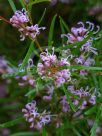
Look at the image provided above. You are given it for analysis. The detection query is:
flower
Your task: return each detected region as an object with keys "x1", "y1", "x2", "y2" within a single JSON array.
[
  {"x1": 22, "y1": 101, "x2": 51, "y2": 130},
  {"x1": 37, "y1": 48, "x2": 71, "y2": 87},
  {"x1": 10, "y1": 9, "x2": 46, "y2": 41},
  {"x1": 61, "y1": 21, "x2": 100, "y2": 44},
  {"x1": 60, "y1": 96, "x2": 70, "y2": 112},
  {"x1": 10, "y1": 9, "x2": 29, "y2": 27},
  {"x1": 81, "y1": 41, "x2": 98, "y2": 55},
  {"x1": 18, "y1": 24, "x2": 46, "y2": 41}
]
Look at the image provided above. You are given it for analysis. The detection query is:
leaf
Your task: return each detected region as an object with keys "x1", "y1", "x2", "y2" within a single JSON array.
[
  {"x1": 90, "y1": 106, "x2": 102, "y2": 136},
  {"x1": 64, "y1": 65, "x2": 102, "y2": 71},
  {"x1": 38, "y1": 8, "x2": 46, "y2": 25},
  {"x1": 8, "y1": 0, "x2": 16, "y2": 12},
  {"x1": 20, "y1": 41, "x2": 34, "y2": 70},
  {"x1": 42, "y1": 128, "x2": 46, "y2": 136},
  {"x1": 59, "y1": 16, "x2": 69, "y2": 32},
  {"x1": 11, "y1": 132, "x2": 38, "y2": 136},
  {"x1": 25, "y1": 88, "x2": 36, "y2": 96},
  {"x1": 29, "y1": 0, "x2": 51, "y2": 6},
  {"x1": 48, "y1": 14, "x2": 57, "y2": 46},
  {"x1": 84, "y1": 106, "x2": 97, "y2": 115},
  {"x1": 62, "y1": 85, "x2": 76, "y2": 112},
  {"x1": 59, "y1": 17, "x2": 66, "y2": 44},
  {"x1": 0, "y1": 117, "x2": 24, "y2": 128},
  {"x1": 19, "y1": 0, "x2": 26, "y2": 8},
  {"x1": 2, "y1": 70, "x2": 26, "y2": 78}
]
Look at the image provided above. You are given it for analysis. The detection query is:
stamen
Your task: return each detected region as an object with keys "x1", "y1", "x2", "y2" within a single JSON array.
[
  {"x1": 93, "y1": 25, "x2": 100, "y2": 34},
  {"x1": 77, "y1": 21, "x2": 85, "y2": 28}
]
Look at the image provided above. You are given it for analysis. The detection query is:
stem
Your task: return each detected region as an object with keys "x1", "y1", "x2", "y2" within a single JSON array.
[
  {"x1": 35, "y1": 39, "x2": 43, "y2": 52},
  {"x1": 0, "y1": 16, "x2": 11, "y2": 24}
]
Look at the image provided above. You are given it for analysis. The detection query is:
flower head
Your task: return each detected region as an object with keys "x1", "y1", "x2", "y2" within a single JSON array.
[
  {"x1": 37, "y1": 48, "x2": 71, "y2": 87},
  {"x1": 61, "y1": 21, "x2": 100, "y2": 44},
  {"x1": 22, "y1": 101, "x2": 51, "y2": 130},
  {"x1": 10, "y1": 9, "x2": 29, "y2": 27}
]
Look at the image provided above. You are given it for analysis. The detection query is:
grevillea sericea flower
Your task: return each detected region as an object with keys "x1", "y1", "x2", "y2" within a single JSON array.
[
  {"x1": 61, "y1": 21, "x2": 100, "y2": 44},
  {"x1": 37, "y1": 48, "x2": 71, "y2": 87},
  {"x1": 22, "y1": 101, "x2": 51, "y2": 130},
  {"x1": 10, "y1": 9, "x2": 45, "y2": 41}
]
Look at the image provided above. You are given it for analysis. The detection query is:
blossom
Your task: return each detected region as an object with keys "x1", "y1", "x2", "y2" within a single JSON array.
[
  {"x1": 10, "y1": 9, "x2": 29, "y2": 27},
  {"x1": 60, "y1": 96, "x2": 70, "y2": 112},
  {"x1": 10, "y1": 9, "x2": 45, "y2": 41},
  {"x1": 68, "y1": 86, "x2": 96, "y2": 109},
  {"x1": 37, "y1": 48, "x2": 71, "y2": 87},
  {"x1": 81, "y1": 41, "x2": 98, "y2": 55},
  {"x1": 61, "y1": 21, "x2": 100, "y2": 44},
  {"x1": 18, "y1": 24, "x2": 46, "y2": 41},
  {"x1": 22, "y1": 101, "x2": 51, "y2": 130}
]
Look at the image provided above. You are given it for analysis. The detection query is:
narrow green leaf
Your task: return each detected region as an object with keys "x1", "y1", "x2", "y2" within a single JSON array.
[
  {"x1": 19, "y1": 0, "x2": 26, "y2": 8},
  {"x1": 42, "y1": 128, "x2": 46, "y2": 136},
  {"x1": 59, "y1": 17, "x2": 66, "y2": 44},
  {"x1": 48, "y1": 14, "x2": 57, "y2": 46},
  {"x1": 38, "y1": 8, "x2": 46, "y2": 25},
  {"x1": 90, "y1": 106, "x2": 102, "y2": 136},
  {"x1": 65, "y1": 65, "x2": 102, "y2": 71},
  {"x1": 29, "y1": 0, "x2": 51, "y2": 6},
  {"x1": 84, "y1": 106, "x2": 97, "y2": 115},
  {"x1": 20, "y1": 41, "x2": 34, "y2": 70},
  {"x1": 2, "y1": 70, "x2": 26, "y2": 78},
  {"x1": 25, "y1": 88, "x2": 36, "y2": 96},
  {"x1": 59, "y1": 16, "x2": 69, "y2": 32},
  {"x1": 0, "y1": 117, "x2": 24, "y2": 128},
  {"x1": 11, "y1": 132, "x2": 38, "y2": 136},
  {"x1": 8, "y1": 0, "x2": 16, "y2": 12}
]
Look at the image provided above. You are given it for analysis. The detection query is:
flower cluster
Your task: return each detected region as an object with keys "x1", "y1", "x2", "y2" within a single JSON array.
[
  {"x1": 60, "y1": 86, "x2": 96, "y2": 113},
  {"x1": 37, "y1": 48, "x2": 71, "y2": 87},
  {"x1": 10, "y1": 9, "x2": 45, "y2": 41},
  {"x1": 61, "y1": 21, "x2": 101, "y2": 77},
  {"x1": 61, "y1": 21, "x2": 100, "y2": 44},
  {"x1": 22, "y1": 101, "x2": 51, "y2": 130}
]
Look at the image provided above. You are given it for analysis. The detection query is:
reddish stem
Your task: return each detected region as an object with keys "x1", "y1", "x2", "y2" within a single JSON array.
[{"x1": 0, "y1": 16, "x2": 11, "y2": 24}]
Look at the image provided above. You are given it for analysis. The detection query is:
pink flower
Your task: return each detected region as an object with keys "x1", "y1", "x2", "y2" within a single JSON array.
[
  {"x1": 61, "y1": 21, "x2": 100, "y2": 44},
  {"x1": 37, "y1": 48, "x2": 71, "y2": 87},
  {"x1": 22, "y1": 101, "x2": 51, "y2": 130},
  {"x1": 10, "y1": 9, "x2": 29, "y2": 27}
]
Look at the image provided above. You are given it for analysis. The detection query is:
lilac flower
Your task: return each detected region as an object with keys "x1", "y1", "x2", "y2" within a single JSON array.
[
  {"x1": 80, "y1": 70, "x2": 88, "y2": 76},
  {"x1": 68, "y1": 86, "x2": 96, "y2": 109},
  {"x1": 10, "y1": 9, "x2": 46, "y2": 41},
  {"x1": 60, "y1": 96, "x2": 70, "y2": 112},
  {"x1": 61, "y1": 21, "x2": 100, "y2": 44},
  {"x1": 75, "y1": 55, "x2": 85, "y2": 64},
  {"x1": 84, "y1": 58, "x2": 95, "y2": 66},
  {"x1": 81, "y1": 41, "x2": 98, "y2": 55},
  {"x1": 19, "y1": 24, "x2": 46, "y2": 41},
  {"x1": 10, "y1": 9, "x2": 29, "y2": 27},
  {"x1": 89, "y1": 95, "x2": 96, "y2": 105},
  {"x1": 37, "y1": 48, "x2": 71, "y2": 87},
  {"x1": 22, "y1": 101, "x2": 51, "y2": 130}
]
